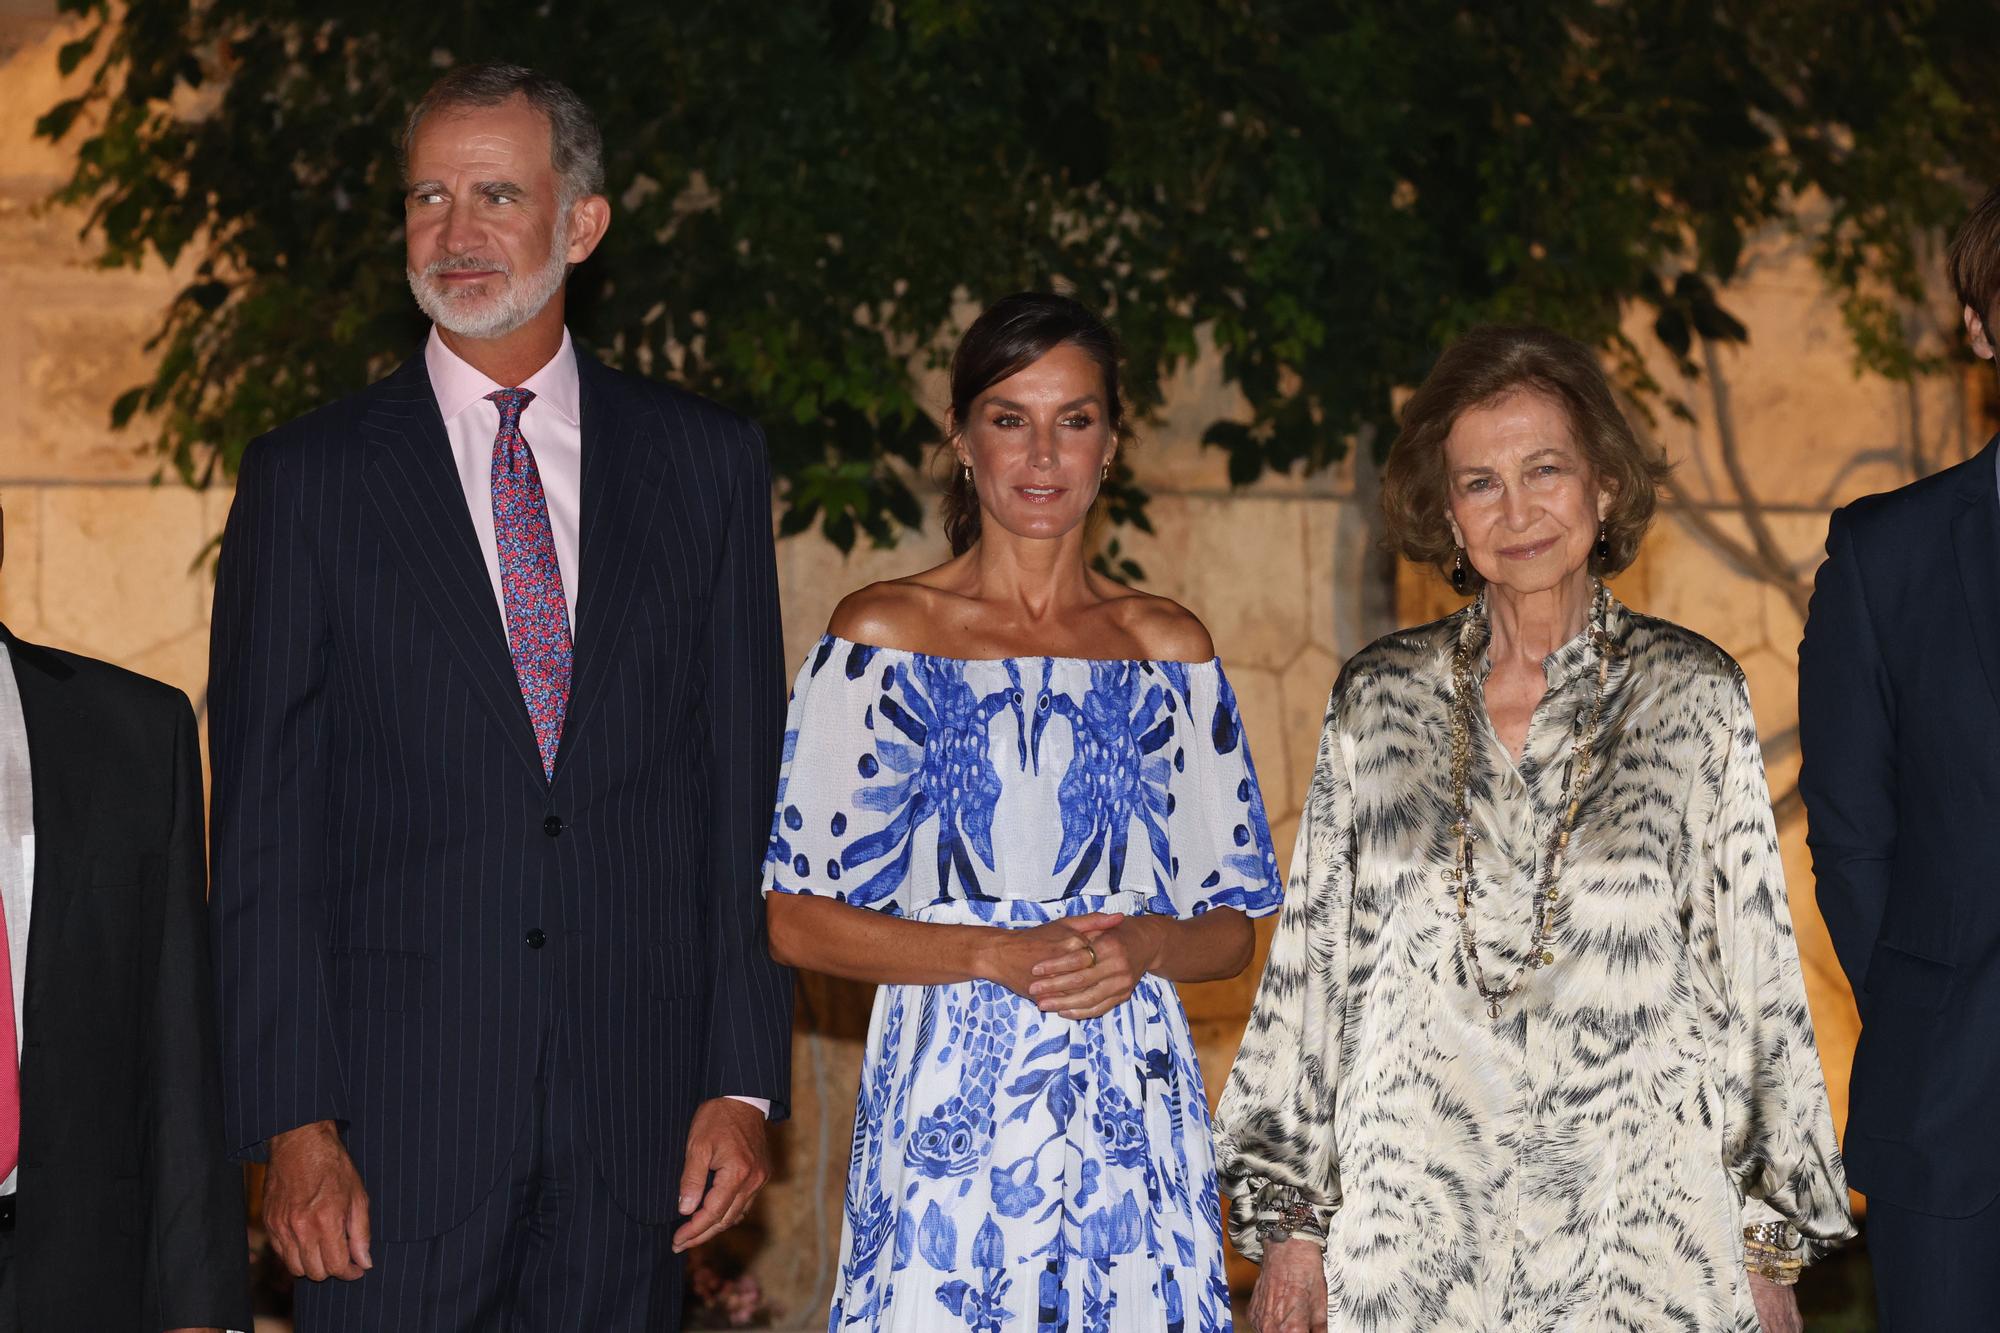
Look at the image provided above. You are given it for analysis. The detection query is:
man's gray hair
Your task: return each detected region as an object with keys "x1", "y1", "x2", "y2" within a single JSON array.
[{"x1": 403, "y1": 62, "x2": 606, "y2": 205}]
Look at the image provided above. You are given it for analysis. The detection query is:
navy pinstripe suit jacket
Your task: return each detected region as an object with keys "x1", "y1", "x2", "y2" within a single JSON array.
[{"x1": 209, "y1": 347, "x2": 794, "y2": 1242}]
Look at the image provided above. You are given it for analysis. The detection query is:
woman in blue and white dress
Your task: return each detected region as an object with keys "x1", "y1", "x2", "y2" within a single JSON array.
[{"x1": 765, "y1": 293, "x2": 1282, "y2": 1333}]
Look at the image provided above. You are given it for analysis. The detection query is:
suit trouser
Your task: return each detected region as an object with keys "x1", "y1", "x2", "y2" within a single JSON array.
[
  {"x1": 293, "y1": 1036, "x2": 682, "y2": 1333},
  {"x1": 0, "y1": 1227, "x2": 16, "y2": 1333},
  {"x1": 1868, "y1": 1190, "x2": 2000, "y2": 1332}
]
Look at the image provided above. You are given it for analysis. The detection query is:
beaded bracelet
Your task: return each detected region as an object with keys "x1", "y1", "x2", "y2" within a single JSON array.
[{"x1": 1256, "y1": 1198, "x2": 1328, "y2": 1249}]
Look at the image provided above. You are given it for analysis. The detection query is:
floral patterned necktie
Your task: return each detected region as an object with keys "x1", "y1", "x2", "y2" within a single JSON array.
[{"x1": 487, "y1": 387, "x2": 572, "y2": 780}]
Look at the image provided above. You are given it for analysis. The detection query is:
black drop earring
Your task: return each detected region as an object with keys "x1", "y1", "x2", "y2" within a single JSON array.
[
  {"x1": 1450, "y1": 548, "x2": 1470, "y2": 595},
  {"x1": 1593, "y1": 522, "x2": 1611, "y2": 567}
]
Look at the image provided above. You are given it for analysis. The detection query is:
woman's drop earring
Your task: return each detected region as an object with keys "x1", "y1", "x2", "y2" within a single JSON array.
[
  {"x1": 1451, "y1": 548, "x2": 1470, "y2": 594},
  {"x1": 1101, "y1": 460, "x2": 1112, "y2": 482},
  {"x1": 962, "y1": 464, "x2": 972, "y2": 483},
  {"x1": 1594, "y1": 522, "x2": 1611, "y2": 566}
]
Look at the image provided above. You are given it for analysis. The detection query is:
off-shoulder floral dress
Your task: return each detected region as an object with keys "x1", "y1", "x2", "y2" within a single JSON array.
[
  {"x1": 765, "y1": 637, "x2": 1283, "y2": 1332},
  {"x1": 1214, "y1": 593, "x2": 1854, "y2": 1332}
]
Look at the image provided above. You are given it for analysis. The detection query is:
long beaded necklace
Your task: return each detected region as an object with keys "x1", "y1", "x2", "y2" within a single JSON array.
[{"x1": 1443, "y1": 583, "x2": 1617, "y2": 1020}]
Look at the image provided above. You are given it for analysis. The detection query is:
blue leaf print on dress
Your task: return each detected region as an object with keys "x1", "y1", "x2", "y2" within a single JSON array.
[
  {"x1": 919, "y1": 1200, "x2": 958, "y2": 1270},
  {"x1": 1001, "y1": 1027, "x2": 1076, "y2": 1131},
  {"x1": 973, "y1": 1216, "x2": 1007, "y2": 1270},
  {"x1": 1079, "y1": 1191, "x2": 1143, "y2": 1263},
  {"x1": 930, "y1": 1237, "x2": 1020, "y2": 1333}
]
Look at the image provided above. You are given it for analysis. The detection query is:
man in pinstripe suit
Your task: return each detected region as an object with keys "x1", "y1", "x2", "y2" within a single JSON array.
[{"x1": 208, "y1": 64, "x2": 793, "y2": 1331}]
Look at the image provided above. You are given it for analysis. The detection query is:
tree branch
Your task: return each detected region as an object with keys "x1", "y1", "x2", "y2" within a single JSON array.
[{"x1": 1700, "y1": 340, "x2": 1811, "y2": 619}]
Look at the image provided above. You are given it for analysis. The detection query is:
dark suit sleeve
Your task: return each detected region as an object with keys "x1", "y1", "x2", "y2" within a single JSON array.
[
  {"x1": 1798, "y1": 506, "x2": 1896, "y2": 994},
  {"x1": 148, "y1": 696, "x2": 253, "y2": 1330},
  {"x1": 701, "y1": 425, "x2": 794, "y2": 1116},
  {"x1": 209, "y1": 437, "x2": 347, "y2": 1156}
]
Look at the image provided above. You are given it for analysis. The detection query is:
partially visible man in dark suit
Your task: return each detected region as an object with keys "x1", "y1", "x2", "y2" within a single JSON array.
[
  {"x1": 208, "y1": 63, "x2": 792, "y2": 1331},
  {"x1": 0, "y1": 517, "x2": 249, "y2": 1331},
  {"x1": 1799, "y1": 181, "x2": 2000, "y2": 1331}
]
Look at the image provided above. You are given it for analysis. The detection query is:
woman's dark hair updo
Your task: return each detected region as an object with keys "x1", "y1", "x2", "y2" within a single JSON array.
[{"x1": 939, "y1": 292, "x2": 1130, "y2": 555}]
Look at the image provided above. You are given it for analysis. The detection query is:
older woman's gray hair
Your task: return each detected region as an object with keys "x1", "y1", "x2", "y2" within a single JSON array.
[{"x1": 1379, "y1": 325, "x2": 1670, "y2": 592}]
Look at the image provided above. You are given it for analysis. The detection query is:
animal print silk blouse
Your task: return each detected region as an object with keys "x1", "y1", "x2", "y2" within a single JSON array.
[{"x1": 1214, "y1": 593, "x2": 1853, "y2": 1332}]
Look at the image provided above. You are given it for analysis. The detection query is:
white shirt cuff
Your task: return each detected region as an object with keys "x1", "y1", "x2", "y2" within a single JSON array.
[{"x1": 726, "y1": 1095, "x2": 772, "y2": 1118}]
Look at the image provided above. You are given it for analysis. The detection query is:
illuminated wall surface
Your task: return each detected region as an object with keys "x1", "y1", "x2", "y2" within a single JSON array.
[{"x1": 2, "y1": 13, "x2": 1984, "y2": 1325}]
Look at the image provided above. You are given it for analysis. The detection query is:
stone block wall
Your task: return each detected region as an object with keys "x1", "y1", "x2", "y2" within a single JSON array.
[{"x1": 0, "y1": 14, "x2": 216, "y2": 711}]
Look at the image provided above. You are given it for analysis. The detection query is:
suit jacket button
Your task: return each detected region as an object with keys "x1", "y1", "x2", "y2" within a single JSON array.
[
  {"x1": 525, "y1": 928, "x2": 548, "y2": 949},
  {"x1": 543, "y1": 814, "x2": 564, "y2": 837}
]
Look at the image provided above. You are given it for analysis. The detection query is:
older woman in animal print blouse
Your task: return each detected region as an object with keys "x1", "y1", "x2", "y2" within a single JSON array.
[{"x1": 1214, "y1": 326, "x2": 1852, "y2": 1333}]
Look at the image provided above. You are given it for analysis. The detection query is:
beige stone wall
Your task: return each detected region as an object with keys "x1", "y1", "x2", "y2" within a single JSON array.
[
  {"x1": 6, "y1": 13, "x2": 1987, "y2": 1326},
  {"x1": 0, "y1": 15, "x2": 217, "y2": 713}
]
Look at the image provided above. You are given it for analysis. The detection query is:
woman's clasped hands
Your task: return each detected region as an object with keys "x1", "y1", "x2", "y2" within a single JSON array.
[{"x1": 982, "y1": 912, "x2": 1163, "y2": 1019}]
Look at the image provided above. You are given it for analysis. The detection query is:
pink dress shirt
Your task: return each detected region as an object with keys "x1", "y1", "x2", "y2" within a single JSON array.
[
  {"x1": 426, "y1": 327, "x2": 585, "y2": 629},
  {"x1": 424, "y1": 327, "x2": 771, "y2": 1120}
]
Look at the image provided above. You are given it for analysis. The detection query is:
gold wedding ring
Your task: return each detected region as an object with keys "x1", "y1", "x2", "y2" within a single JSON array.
[{"x1": 1084, "y1": 941, "x2": 1099, "y2": 968}]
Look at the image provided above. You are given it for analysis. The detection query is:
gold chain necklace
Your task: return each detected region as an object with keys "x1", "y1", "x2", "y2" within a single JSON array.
[{"x1": 1444, "y1": 584, "x2": 1617, "y2": 1020}]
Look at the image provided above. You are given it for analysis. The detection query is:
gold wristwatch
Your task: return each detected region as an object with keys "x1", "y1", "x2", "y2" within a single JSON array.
[{"x1": 1742, "y1": 1221, "x2": 1804, "y2": 1286}]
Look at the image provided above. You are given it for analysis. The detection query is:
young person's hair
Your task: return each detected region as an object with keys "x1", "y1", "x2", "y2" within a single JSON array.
[
  {"x1": 1947, "y1": 180, "x2": 2000, "y2": 327},
  {"x1": 938, "y1": 293, "x2": 1129, "y2": 555}
]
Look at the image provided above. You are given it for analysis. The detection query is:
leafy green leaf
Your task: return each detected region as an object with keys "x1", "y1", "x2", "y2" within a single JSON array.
[
  {"x1": 1654, "y1": 308, "x2": 1692, "y2": 363},
  {"x1": 109, "y1": 385, "x2": 145, "y2": 428},
  {"x1": 34, "y1": 0, "x2": 1994, "y2": 553},
  {"x1": 58, "y1": 31, "x2": 99, "y2": 78},
  {"x1": 1690, "y1": 299, "x2": 1749, "y2": 345},
  {"x1": 34, "y1": 97, "x2": 87, "y2": 142}
]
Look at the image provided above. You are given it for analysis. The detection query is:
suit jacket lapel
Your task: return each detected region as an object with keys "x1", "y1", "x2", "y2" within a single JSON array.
[
  {"x1": 559, "y1": 352, "x2": 662, "y2": 777},
  {"x1": 360, "y1": 356, "x2": 545, "y2": 780},
  {"x1": 1952, "y1": 436, "x2": 2000, "y2": 720},
  {"x1": 3, "y1": 629, "x2": 84, "y2": 1014}
]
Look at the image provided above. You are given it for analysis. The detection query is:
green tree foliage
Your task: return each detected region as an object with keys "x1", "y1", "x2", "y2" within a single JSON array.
[{"x1": 39, "y1": 0, "x2": 2000, "y2": 548}]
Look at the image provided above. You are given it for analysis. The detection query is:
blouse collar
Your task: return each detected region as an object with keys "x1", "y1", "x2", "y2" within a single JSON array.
[{"x1": 1460, "y1": 580, "x2": 1630, "y2": 691}]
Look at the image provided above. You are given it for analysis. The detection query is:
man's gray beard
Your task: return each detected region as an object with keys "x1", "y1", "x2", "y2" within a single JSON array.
[{"x1": 408, "y1": 227, "x2": 569, "y2": 341}]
